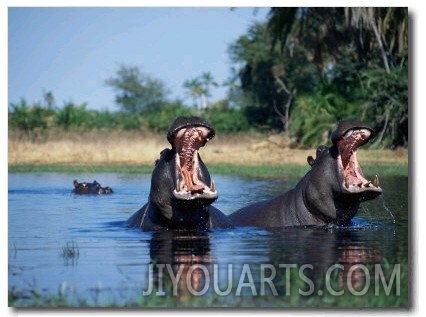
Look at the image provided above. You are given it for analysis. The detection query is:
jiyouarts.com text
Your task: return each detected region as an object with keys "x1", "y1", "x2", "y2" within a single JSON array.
[{"x1": 142, "y1": 263, "x2": 401, "y2": 297}]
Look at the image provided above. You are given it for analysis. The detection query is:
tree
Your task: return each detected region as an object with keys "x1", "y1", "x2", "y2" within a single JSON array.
[
  {"x1": 272, "y1": 65, "x2": 297, "y2": 134},
  {"x1": 183, "y1": 72, "x2": 218, "y2": 110},
  {"x1": 228, "y1": 22, "x2": 318, "y2": 130},
  {"x1": 344, "y1": 7, "x2": 408, "y2": 73},
  {"x1": 183, "y1": 77, "x2": 204, "y2": 110},
  {"x1": 227, "y1": 7, "x2": 408, "y2": 148},
  {"x1": 199, "y1": 72, "x2": 218, "y2": 109},
  {"x1": 42, "y1": 90, "x2": 55, "y2": 109},
  {"x1": 105, "y1": 65, "x2": 169, "y2": 114},
  {"x1": 266, "y1": 7, "x2": 408, "y2": 75},
  {"x1": 222, "y1": 67, "x2": 244, "y2": 109}
]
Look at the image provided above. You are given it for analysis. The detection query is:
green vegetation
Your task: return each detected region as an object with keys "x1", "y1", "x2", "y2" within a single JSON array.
[
  {"x1": 8, "y1": 163, "x2": 408, "y2": 177},
  {"x1": 9, "y1": 8, "x2": 408, "y2": 149},
  {"x1": 61, "y1": 241, "x2": 80, "y2": 260},
  {"x1": 228, "y1": 8, "x2": 408, "y2": 148}
]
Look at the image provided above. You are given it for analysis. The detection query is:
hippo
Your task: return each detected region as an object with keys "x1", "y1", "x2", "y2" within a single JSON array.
[
  {"x1": 72, "y1": 179, "x2": 113, "y2": 195},
  {"x1": 126, "y1": 116, "x2": 233, "y2": 231},
  {"x1": 228, "y1": 120, "x2": 383, "y2": 228}
]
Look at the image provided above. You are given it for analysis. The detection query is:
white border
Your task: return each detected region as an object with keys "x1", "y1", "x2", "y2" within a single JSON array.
[{"x1": 3, "y1": 2, "x2": 422, "y2": 316}]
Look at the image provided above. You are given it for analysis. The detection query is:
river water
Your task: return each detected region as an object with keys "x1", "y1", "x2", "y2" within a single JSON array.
[{"x1": 8, "y1": 172, "x2": 408, "y2": 307}]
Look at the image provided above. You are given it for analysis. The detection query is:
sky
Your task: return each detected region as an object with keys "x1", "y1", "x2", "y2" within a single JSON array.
[{"x1": 8, "y1": 6, "x2": 269, "y2": 111}]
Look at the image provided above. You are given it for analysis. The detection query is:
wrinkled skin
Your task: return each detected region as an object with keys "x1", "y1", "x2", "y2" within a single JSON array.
[
  {"x1": 72, "y1": 180, "x2": 113, "y2": 195},
  {"x1": 228, "y1": 120, "x2": 383, "y2": 228},
  {"x1": 126, "y1": 116, "x2": 233, "y2": 231}
]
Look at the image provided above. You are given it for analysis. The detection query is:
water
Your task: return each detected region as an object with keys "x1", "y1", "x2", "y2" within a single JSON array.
[{"x1": 8, "y1": 172, "x2": 408, "y2": 306}]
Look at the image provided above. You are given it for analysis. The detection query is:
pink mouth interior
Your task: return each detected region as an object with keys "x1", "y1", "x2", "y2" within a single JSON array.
[{"x1": 174, "y1": 127, "x2": 211, "y2": 194}]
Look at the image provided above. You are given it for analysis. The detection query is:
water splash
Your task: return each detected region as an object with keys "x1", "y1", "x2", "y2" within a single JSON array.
[{"x1": 379, "y1": 194, "x2": 396, "y2": 223}]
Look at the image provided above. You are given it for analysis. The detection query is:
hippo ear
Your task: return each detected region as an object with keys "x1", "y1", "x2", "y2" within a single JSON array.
[
  {"x1": 159, "y1": 148, "x2": 168, "y2": 156},
  {"x1": 307, "y1": 156, "x2": 315, "y2": 166},
  {"x1": 316, "y1": 145, "x2": 328, "y2": 156},
  {"x1": 73, "y1": 180, "x2": 79, "y2": 187},
  {"x1": 154, "y1": 148, "x2": 171, "y2": 166}
]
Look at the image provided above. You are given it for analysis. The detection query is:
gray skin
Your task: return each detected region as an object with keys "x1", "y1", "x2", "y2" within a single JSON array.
[
  {"x1": 72, "y1": 180, "x2": 113, "y2": 195},
  {"x1": 126, "y1": 116, "x2": 233, "y2": 231},
  {"x1": 228, "y1": 120, "x2": 383, "y2": 228}
]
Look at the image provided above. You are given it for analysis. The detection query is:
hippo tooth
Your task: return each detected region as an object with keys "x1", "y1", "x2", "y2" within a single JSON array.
[
  {"x1": 363, "y1": 181, "x2": 372, "y2": 187},
  {"x1": 344, "y1": 178, "x2": 349, "y2": 189},
  {"x1": 373, "y1": 175, "x2": 379, "y2": 187},
  {"x1": 210, "y1": 180, "x2": 215, "y2": 192}
]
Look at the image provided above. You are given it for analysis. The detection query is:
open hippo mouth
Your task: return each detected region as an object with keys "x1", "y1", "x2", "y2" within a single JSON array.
[
  {"x1": 171, "y1": 126, "x2": 217, "y2": 201},
  {"x1": 334, "y1": 126, "x2": 382, "y2": 198}
]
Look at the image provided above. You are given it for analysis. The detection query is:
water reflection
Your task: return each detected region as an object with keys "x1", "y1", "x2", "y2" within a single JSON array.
[
  {"x1": 336, "y1": 231, "x2": 385, "y2": 291},
  {"x1": 141, "y1": 225, "x2": 390, "y2": 299},
  {"x1": 264, "y1": 226, "x2": 386, "y2": 295},
  {"x1": 145, "y1": 230, "x2": 213, "y2": 301}
]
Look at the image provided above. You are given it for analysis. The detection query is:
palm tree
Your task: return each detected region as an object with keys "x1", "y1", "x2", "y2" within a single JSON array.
[
  {"x1": 266, "y1": 7, "x2": 408, "y2": 74},
  {"x1": 183, "y1": 72, "x2": 218, "y2": 110},
  {"x1": 199, "y1": 72, "x2": 218, "y2": 109},
  {"x1": 43, "y1": 90, "x2": 55, "y2": 109},
  {"x1": 183, "y1": 78, "x2": 204, "y2": 110},
  {"x1": 344, "y1": 7, "x2": 408, "y2": 73}
]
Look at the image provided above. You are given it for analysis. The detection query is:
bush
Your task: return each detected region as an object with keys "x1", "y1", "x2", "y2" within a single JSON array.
[
  {"x1": 289, "y1": 92, "x2": 360, "y2": 147},
  {"x1": 55, "y1": 102, "x2": 88, "y2": 129},
  {"x1": 8, "y1": 99, "x2": 55, "y2": 140},
  {"x1": 140, "y1": 101, "x2": 194, "y2": 133},
  {"x1": 203, "y1": 101, "x2": 250, "y2": 133}
]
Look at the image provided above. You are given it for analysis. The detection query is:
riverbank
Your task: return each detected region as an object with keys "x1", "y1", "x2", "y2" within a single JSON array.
[{"x1": 8, "y1": 130, "x2": 409, "y2": 176}]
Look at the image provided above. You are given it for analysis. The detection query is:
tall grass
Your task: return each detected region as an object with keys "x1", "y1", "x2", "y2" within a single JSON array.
[{"x1": 8, "y1": 127, "x2": 408, "y2": 174}]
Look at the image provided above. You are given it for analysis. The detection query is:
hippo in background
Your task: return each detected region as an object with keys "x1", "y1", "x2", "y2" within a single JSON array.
[
  {"x1": 228, "y1": 120, "x2": 382, "y2": 228},
  {"x1": 126, "y1": 116, "x2": 233, "y2": 231},
  {"x1": 72, "y1": 180, "x2": 113, "y2": 195}
]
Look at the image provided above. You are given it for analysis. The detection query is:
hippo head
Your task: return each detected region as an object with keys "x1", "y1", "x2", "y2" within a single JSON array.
[
  {"x1": 304, "y1": 120, "x2": 382, "y2": 225},
  {"x1": 149, "y1": 116, "x2": 218, "y2": 225},
  {"x1": 72, "y1": 180, "x2": 113, "y2": 195}
]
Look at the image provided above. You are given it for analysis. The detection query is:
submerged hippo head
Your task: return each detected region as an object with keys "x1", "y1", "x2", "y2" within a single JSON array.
[
  {"x1": 305, "y1": 120, "x2": 382, "y2": 224},
  {"x1": 72, "y1": 180, "x2": 113, "y2": 195},
  {"x1": 147, "y1": 116, "x2": 218, "y2": 227}
]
